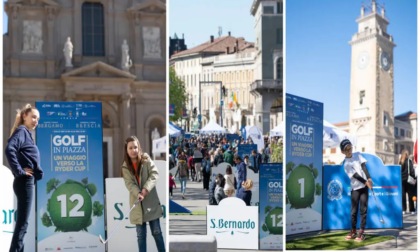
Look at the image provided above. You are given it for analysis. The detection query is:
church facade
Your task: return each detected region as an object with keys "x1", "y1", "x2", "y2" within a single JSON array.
[{"x1": 3, "y1": 0, "x2": 166, "y2": 178}]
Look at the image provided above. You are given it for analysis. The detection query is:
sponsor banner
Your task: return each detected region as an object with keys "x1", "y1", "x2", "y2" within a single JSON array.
[
  {"x1": 207, "y1": 197, "x2": 258, "y2": 249},
  {"x1": 36, "y1": 102, "x2": 105, "y2": 251},
  {"x1": 105, "y1": 160, "x2": 167, "y2": 252},
  {"x1": 237, "y1": 144, "x2": 257, "y2": 160},
  {"x1": 323, "y1": 153, "x2": 403, "y2": 229},
  {"x1": 259, "y1": 163, "x2": 283, "y2": 250},
  {"x1": 0, "y1": 165, "x2": 36, "y2": 252},
  {"x1": 169, "y1": 104, "x2": 175, "y2": 116},
  {"x1": 285, "y1": 94, "x2": 323, "y2": 235},
  {"x1": 226, "y1": 133, "x2": 241, "y2": 143}
]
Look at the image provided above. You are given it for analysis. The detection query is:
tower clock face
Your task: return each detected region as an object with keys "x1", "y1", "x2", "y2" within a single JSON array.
[
  {"x1": 380, "y1": 51, "x2": 391, "y2": 71},
  {"x1": 357, "y1": 51, "x2": 369, "y2": 69}
]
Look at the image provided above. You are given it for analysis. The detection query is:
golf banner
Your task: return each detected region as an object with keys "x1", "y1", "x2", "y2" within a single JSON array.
[
  {"x1": 36, "y1": 102, "x2": 105, "y2": 251},
  {"x1": 323, "y1": 153, "x2": 403, "y2": 229},
  {"x1": 285, "y1": 93, "x2": 323, "y2": 235},
  {"x1": 259, "y1": 163, "x2": 283, "y2": 250},
  {"x1": 105, "y1": 160, "x2": 167, "y2": 252}
]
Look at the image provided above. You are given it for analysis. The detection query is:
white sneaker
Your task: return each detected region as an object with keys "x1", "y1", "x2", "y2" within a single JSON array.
[
  {"x1": 411, "y1": 212, "x2": 415, "y2": 215},
  {"x1": 403, "y1": 211, "x2": 406, "y2": 215}
]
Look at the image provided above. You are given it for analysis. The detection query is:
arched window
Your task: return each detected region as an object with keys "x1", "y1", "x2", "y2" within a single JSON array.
[{"x1": 82, "y1": 2, "x2": 105, "y2": 56}]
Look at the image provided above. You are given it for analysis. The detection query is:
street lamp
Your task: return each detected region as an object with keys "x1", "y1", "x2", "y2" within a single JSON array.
[{"x1": 198, "y1": 81, "x2": 223, "y2": 129}]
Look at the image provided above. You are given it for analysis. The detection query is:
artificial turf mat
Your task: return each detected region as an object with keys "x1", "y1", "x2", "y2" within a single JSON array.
[{"x1": 286, "y1": 231, "x2": 394, "y2": 250}]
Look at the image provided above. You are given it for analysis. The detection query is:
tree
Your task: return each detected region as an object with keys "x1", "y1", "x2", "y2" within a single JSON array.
[{"x1": 169, "y1": 67, "x2": 188, "y2": 121}]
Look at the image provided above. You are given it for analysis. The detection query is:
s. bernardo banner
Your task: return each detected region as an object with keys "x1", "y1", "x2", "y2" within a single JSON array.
[{"x1": 36, "y1": 102, "x2": 105, "y2": 251}]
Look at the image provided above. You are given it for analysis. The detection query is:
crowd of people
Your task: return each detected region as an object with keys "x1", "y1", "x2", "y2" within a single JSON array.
[{"x1": 169, "y1": 133, "x2": 282, "y2": 205}]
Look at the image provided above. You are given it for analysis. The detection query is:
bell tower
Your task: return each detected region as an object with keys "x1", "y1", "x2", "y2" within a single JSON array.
[{"x1": 349, "y1": 0, "x2": 396, "y2": 164}]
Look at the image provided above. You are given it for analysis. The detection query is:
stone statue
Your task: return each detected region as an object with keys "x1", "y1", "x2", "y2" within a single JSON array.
[
  {"x1": 151, "y1": 127, "x2": 160, "y2": 140},
  {"x1": 143, "y1": 27, "x2": 161, "y2": 59},
  {"x1": 63, "y1": 37, "x2": 73, "y2": 67},
  {"x1": 121, "y1": 39, "x2": 132, "y2": 70},
  {"x1": 22, "y1": 20, "x2": 43, "y2": 54}
]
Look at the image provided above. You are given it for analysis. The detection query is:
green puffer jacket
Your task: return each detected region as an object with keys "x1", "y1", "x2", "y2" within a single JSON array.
[{"x1": 122, "y1": 153, "x2": 163, "y2": 225}]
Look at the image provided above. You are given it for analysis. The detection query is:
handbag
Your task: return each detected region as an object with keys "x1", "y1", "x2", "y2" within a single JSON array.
[{"x1": 407, "y1": 159, "x2": 416, "y2": 185}]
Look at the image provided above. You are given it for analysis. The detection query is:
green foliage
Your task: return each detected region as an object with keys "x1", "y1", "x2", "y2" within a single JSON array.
[
  {"x1": 81, "y1": 177, "x2": 89, "y2": 185},
  {"x1": 313, "y1": 168, "x2": 319, "y2": 178},
  {"x1": 93, "y1": 201, "x2": 104, "y2": 216},
  {"x1": 270, "y1": 140, "x2": 283, "y2": 163},
  {"x1": 286, "y1": 162, "x2": 295, "y2": 174},
  {"x1": 169, "y1": 67, "x2": 188, "y2": 121},
  {"x1": 46, "y1": 178, "x2": 60, "y2": 194},
  {"x1": 87, "y1": 183, "x2": 97, "y2": 196},
  {"x1": 41, "y1": 212, "x2": 52, "y2": 227},
  {"x1": 315, "y1": 183, "x2": 322, "y2": 195}
]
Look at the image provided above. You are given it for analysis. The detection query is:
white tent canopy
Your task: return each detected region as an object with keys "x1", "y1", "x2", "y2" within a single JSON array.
[
  {"x1": 199, "y1": 121, "x2": 227, "y2": 134},
  {"x1": 247, "y1": 126, "x2": 265, "y2": 152},
  {"x1": 169, "y1": 123, "x2": 181, "y2": 137},
  {"x1": 323, "y1": 120, "x2": 357, "y2": 148},
  {"x1": 270, "y1": 122, "x2": 284, "y2": 137}
]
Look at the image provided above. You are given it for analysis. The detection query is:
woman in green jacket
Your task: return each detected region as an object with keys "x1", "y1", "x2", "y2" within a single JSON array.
[{"x1": 122, "y1": 136, "x2": 165, "y2": 251}]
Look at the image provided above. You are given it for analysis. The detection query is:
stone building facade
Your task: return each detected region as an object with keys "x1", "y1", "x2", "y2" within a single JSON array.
[{"x1": 3, "y1": 0, "x2": 166, "y2": 178}]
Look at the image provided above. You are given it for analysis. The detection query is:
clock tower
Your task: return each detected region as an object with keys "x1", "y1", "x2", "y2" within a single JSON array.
[{"x1": 349, "y1": 0, "x2": 396, "y2": 164}]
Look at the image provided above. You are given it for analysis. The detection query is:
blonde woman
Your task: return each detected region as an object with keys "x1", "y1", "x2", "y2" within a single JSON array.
[
  {"x1": 237, "y1": 179, "x2": 253, "y2": 206},
  {"x1": 399, "y1": 149, "x2": 416, "y2": 214},
  {"x1": 5, "y1": 104, "x2": 43, "y2": 251},
  {"x1": 121, "y1": 136, "x2": 165, "y2": 251}
]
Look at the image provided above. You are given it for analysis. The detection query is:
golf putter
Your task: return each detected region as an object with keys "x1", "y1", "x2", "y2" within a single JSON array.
[
  {"x1": 99, "y1": 199, "x2": 140, "y2": 244},
  {"x1": 371, "y1": 187, "x2": 385, "y2": 224}
]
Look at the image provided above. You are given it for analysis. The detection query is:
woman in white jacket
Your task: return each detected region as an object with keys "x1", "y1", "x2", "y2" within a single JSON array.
[{"x1": 224, "y1": 165, "x2": 236, "y2": 197}]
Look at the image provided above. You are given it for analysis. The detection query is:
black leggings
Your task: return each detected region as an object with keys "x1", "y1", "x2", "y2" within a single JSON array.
[{"x1": 351, "y1": 186, "x2": 368, "y2": 230}]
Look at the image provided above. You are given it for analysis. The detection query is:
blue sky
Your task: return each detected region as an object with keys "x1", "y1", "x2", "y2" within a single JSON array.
[
  {"x1": 169, "y1": 0, "x2": 255, "y2": 47},
  {"x1": 286, "y1": 0, "x2": 417, "y2": 123}
]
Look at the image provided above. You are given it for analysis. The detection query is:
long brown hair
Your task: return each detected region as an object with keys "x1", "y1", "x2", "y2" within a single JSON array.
[
  {"x1": 399, "y1": 149, "x2": 409, "y2": 165},
  {"x1": 9, "y1": 104, "x2": 38, "y2": 137},
  {"x1": 123, "y1": 136, "x2": 145, "y2": 175}
]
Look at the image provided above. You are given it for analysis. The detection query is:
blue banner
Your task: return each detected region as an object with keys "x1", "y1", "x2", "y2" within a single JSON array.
[
  {"x1": 237, "y1": 144, "x2": 257, "y2": 160},
  {"x1": 36, "y1": 102, "x2": 105, "y2": 251},
  {"x1": 259, "y1": 163, "x2": 283, "y2": 250},
  {"x1": 285, "y1": 93, "x2": 323, "y2": 235},
  {"x1": 323, "y1": 153, "x2": 403, "y2": 229},
  {"x1": 226, "y1": 133, "x2": 241, "y2": 143}
]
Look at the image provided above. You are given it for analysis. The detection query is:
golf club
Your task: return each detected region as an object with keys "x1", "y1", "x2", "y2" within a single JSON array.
[
  {"x1": 99, "y1": 199, "x2": 140, "y2": 244},
  {"x1": 370, "y1": 187, "x2": 385, "y2": 224}
]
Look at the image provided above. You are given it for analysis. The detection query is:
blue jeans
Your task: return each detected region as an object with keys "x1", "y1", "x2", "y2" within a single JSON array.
[
  {"x1": 136, "y1": 218, "x2": 165, "y2": 252},
  {"x1": 179, "y1": 177, "x2": 187, "y2": 194},
  {"x1": 10, "y1": 176, "x2": 34, "y2": 252}
]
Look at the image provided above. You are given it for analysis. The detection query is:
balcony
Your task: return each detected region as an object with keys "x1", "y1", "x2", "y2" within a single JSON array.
[{"x1": 250, "y1": 79, "x2": 282, "y2": 93}]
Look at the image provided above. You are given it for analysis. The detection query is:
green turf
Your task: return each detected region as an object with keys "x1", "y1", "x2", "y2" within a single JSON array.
[{"x1": 286, "y1": 231, "x2": 394, "y2": 250}]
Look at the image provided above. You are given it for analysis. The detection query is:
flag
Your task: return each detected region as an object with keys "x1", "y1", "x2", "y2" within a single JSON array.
[
  {"x1": 228, "y1": 91, "x2": 234, "y2": 109},
  {"x1": 233, "y1": 92, "x2": 238, "y2": 103}
]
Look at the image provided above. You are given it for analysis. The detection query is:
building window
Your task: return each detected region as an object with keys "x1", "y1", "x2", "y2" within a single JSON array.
[
  {"x1": 276, "y1": 58, "x2": 282, "y2": 80},
  {"x1": 359, "y1": 90, "x2": 365, "y2": 105},
  {"x1": 259, "y1": 115, "x2": 262, "y2": 123},
  {"x1": 383, "y1": 112, "x2": 388, "y2": 126},
  {"x1": 82, "y1": 2, "x2": 105, "y2": 56},
  {"x1": 263, "y1": 6, "x2": 274, "y2": 14},
  {"x1": 394, "y1": 127, "x2": 398, "y2": 137},
  {"x1": 407, "y1": 130, "x2": 412, "y2": 138},
  {"x1": 383, "y1": 140, "x2": 388, "y2": 151},
  {"x1": 331, "y1": 148, "x2": 336, "y2": 154},
  {"x1": 277, "y1": 1, "x2": 283, "y2": 14},
  {"x1": 400, "y1": 128, "x2": 405, "y2": 137},
  {"x1": 276, "y1": 28, "x2": 282, "y2": 45},
  {"x1": 362, "y1": 147, "x2": 365, "y2": 152}
]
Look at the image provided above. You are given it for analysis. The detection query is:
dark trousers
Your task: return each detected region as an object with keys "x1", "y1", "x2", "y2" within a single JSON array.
[
  {"x1": 402, "y1": 180, "x2": 416, "y2": 212},
  {"x1": 169, "y1": 187, "x2": 173, "y2": 196},
  {"x1": 202, "y1": 171, "x2": 210, "y2": 190},
  {"x1": 351, "y1": 186, "x2": 368, "y2": 230},
  {"x1": 10, "y1": 176, "x2": 34, "y2": 252}
]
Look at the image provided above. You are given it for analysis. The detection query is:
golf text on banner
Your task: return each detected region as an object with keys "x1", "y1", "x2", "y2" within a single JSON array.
[
  {"x1": 285, "y1": 94, "x2": 323, "y2": 235},
  {"x1": 36, "y1": 102, "x2": 105, "y2": 251},
  {"x1": 259, "y1": 163, "x2": 283, "y2": 250}
]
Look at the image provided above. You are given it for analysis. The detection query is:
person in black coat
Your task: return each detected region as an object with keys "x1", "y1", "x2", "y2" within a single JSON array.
[{"x1": 399, "y1": 149, "x2": 416, "y2": 214}]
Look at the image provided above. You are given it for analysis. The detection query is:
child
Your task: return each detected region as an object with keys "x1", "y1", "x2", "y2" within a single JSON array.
[
  {"x1": 169, "y1": 172, "x2": 176, "y2": 198},
  {"x1": 340, "y1": 139, "x2": 372, "y2": 242}
]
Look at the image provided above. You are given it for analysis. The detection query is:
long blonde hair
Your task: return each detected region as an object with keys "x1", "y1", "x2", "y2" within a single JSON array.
[
  {"x1": 9, "y1": 104, "x2": 38, "y2": 137},
  {"x1": 399, "y1": 149, "x2": 410, "y2": 165}
]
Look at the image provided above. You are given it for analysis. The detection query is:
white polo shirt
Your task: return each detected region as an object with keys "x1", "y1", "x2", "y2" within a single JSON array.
[{"x1": 343, "y1": 152, "x2": 368, "y2": 191}]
